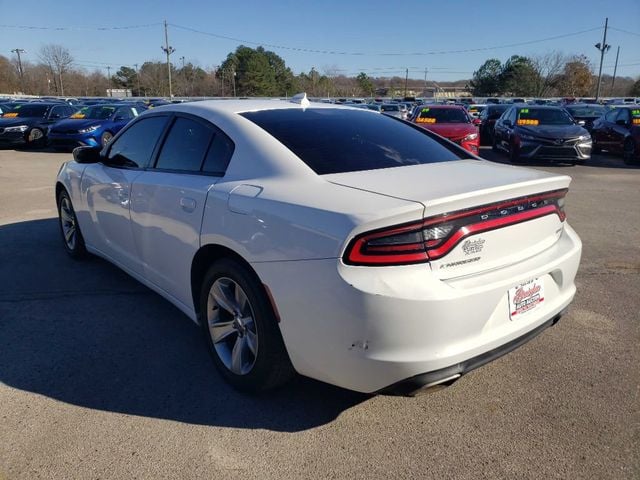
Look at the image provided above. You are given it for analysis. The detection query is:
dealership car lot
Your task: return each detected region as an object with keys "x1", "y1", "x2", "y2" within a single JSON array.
[{"x1": 0, "y1": 147, "x2": 638, "y2": 479}]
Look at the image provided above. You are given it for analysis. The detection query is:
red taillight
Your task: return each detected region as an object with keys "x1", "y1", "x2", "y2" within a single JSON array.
[{"x1": 343, "y1": 189, "x2": 567, "y2": 266}]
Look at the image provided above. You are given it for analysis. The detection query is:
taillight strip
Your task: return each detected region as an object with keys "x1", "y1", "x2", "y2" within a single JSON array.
[
  {"x1": 425, "y1": 204, "x2": 560, "y2": 260},
  {"x1": 344, "y1": 189, "x2": 567, "y2": 266}
]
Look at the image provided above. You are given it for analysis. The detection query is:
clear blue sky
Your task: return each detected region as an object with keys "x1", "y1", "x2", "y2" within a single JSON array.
[{"x1": 1, "y1": 0, "x2": 639, "y2": 81}]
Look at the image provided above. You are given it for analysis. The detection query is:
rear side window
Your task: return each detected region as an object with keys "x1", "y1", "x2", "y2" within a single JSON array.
[
  {"x1": 202, "y1": 131, "x2": 235, "y2": 175},
  {"x1": 107, "y1": 116, "x2": 168, "y2": 168},
  {"x1": 155, "y1": 117, "x2": 213, "y2": 172},
  {"x1": 241, "y1": 108, "x2": 467, "y2": 175}
]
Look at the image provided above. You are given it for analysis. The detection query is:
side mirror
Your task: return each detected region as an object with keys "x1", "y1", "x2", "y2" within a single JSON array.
[
  {"x1": 503, "y1": 119, "x2": 513, "y2": 128},
  {"x1": 472, "y1": 118, "x2": 482, "y2": 126},
  {"x1": 615, "y1": 119, "x2": 629, "y2": 126},
  {"x1": 50, "y1": 113, "x2": 61, "y2": 119},
  {"x1": 114, "y1": 116, "x2": 126, "y2": 122},
  {"x1": 73, "y1": 146, "x2": 102, "y2": 164}
]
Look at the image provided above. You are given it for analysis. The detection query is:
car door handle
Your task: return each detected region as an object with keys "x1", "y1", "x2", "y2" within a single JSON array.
[{"x1": 180, "y1": 197, "x2": 197, "y2": 213}]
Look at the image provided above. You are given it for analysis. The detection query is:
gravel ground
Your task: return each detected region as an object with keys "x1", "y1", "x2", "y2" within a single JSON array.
[{"x1": 0, "y1": 147, "x2": 638, "y2": 479}]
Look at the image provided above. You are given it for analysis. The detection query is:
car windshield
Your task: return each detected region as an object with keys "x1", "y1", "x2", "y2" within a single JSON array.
[
  {"x1": 517, "y1": 108, "x2": 573, "y2": 126},
  {"x1": 2, "y1": 104, "x2": 48, "y2": 118},
  {"x1": 72, "y1": 106, "x2": 116, "y2": 120},
  {"x1": 416, "y1": 107, "x2": 470, "y2": 124},
  {"x1": 241, "y1": 108, "x2": 468, "y2": 175},
  {"x1": 566, "y1": 106, "x2": 606, "y2": 117}
]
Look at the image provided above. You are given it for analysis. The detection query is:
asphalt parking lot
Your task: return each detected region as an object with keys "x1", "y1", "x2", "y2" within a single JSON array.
[{"x1": 0, "y1": 147, "x2": 638, "y2": 479}]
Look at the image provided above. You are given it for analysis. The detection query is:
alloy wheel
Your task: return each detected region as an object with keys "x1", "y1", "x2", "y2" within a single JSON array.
[
  {"x1": 206, "y1": 277, "x2": 258, "y2": 375},
  {"x1": 59, "y1": 196, "x2": 77, "y2": 250}
]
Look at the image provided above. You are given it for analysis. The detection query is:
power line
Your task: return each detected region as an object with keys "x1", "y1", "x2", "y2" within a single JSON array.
[
  {"x1": 169, "y1": 23, "x2": 603, "y2": 56},
  {"x1": 0, "y1": 22, "x2": 161, "y2": 31},
  {"x1": 609, "y1": 27, "x2": 640, "y2": 37}
]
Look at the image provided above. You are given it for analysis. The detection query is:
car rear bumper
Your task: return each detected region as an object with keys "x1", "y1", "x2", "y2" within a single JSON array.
[{"x1": 253, "y1": 224, "x2": 582, "y2": 393}]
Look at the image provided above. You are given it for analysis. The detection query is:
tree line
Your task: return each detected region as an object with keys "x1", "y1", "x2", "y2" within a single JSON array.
[
  {"x1": 470, "y1": 53, "x2": 639, "y2": 97},
  {"x1": 1, "y1": 44, "x2": 638, "y2": 98}
]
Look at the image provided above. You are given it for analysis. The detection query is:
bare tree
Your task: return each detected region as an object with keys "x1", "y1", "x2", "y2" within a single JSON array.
[
  {"x1": 531, "y1": 51, "x2": 566, "y2": 97},
  {"x1": 38, "y1": 44, "x2": 73, "y2": 96}
]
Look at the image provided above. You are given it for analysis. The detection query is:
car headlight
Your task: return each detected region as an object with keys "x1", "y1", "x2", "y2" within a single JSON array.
[
  {"x1": 4, "y1": 125, "x2": 29, "y2": 133},
  {"x1": 519, "y1": 134, "x2": 537, "y2": 141},
  {"x1": 578, "y1": 134, "x2": 592, "y2": 142},
  {"x1": 463, "y1": 133, "x2": 478, "y2": 141},
  {"x1": 78, "y1": 125, "x2": 100, "y2": 134}
]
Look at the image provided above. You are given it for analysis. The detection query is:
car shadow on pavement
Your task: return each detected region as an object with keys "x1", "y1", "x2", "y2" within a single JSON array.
[{"x1": 0, "y1": 218, "x2": 369, "y2": 432}]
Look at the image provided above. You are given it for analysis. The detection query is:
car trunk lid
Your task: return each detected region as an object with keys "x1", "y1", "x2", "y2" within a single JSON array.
[{"x1": 328, "y1": 160, "x2": 571, "y2": 278}]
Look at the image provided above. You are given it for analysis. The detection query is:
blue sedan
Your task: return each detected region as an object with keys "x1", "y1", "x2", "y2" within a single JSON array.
[{"x1": 48, "y1": 104, "x2": 144, "y2": 149}]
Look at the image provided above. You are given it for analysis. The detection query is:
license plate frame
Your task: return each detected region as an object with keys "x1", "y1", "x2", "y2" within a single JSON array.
[{"x1": 508, "y1": 277, "x2": 545, "y2": 320}]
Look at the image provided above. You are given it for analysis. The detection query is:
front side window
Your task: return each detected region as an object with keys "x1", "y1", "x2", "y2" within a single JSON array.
[
  {"x1": 155, "y1": 117, "x2": 213, "y2": 172},
  {"x1": 107, "y1": 116, "x2": 168, "y2": 168}
]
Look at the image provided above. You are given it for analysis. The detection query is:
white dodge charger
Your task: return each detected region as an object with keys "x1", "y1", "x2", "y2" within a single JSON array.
[{"x1": 55, "y1": 97, "x2": 582, "y2": 395}]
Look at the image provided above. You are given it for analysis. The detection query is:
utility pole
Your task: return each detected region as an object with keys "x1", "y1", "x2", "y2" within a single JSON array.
[
  {"x1": 134, "y1": 63, "x2": 141, "y2": 97},
  {"x1": 11, "y1": 48, "x2": 26, "y2": 93},
  {"x1": 161, "y1": 20, "x2": 176, "y2": 98},
  {"x1": 106, "y1": 66, "x2": 111, "y2": 96},
  {"x1": 424, "y1": 68, "x2": 428, "y2": 95},
  {"x1": 404, "y1": 68, "x2": 408, "y2": 97},
  {"x1": 232, "y1": 70, "x2": 236, "y2": 97},
  {"x1": 180, "y1": 56, "x2": 185, "y2": 69},
  {"x1": 610, "y1": 46, "x2": 620, "y2": 96},
  {"x1": 594, "y1": 17, "x2": 610, "y2": 101}
]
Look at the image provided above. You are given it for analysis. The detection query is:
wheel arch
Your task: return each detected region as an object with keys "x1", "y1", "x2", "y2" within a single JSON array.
[
  {"x1": 55, "y1": 181, "x2": 67, "y2": 201},
  {"x1": 190, "y1": 243, "x2": 268, "y2": 324}
]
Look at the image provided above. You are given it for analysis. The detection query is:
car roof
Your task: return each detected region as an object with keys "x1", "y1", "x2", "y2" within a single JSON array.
[{"x1": 150, "y1": 98, "x2": 371, "y2": 116}]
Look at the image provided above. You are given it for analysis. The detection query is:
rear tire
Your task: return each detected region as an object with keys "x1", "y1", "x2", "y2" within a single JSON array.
[
  {"x1": 200, "y1": 258, "x2": 294, "y2": 393},
  {"x1": 57, "y1": 189, "x2": 87, "y2": 259}
]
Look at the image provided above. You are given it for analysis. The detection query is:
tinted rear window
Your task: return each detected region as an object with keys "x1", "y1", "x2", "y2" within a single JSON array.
[{"x1": 241, "y1": 108, "x2": 467, "y2": 175}]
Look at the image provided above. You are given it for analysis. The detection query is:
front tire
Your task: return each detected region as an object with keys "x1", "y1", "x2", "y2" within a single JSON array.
[
  {"x1": 509, "y1": 142, "x2": 520, "y2": 163},
  {"x1": 623, "y1": 138, "x2": 637, "y2": 165},
  {"x1": 100, "y1": 131, "x2": 113, "y2": 147},
  {"x1": 57, "y1": 189, "x2": 87, "y2": 258},
  {"x1": 200, "y1": 258, "x2": 294, "y2": 393},
  {"x1": 26, "y1": 128, "x2": 45, "y2": 147}
]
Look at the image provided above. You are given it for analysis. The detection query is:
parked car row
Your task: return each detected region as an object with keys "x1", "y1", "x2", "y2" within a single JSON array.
[{"x1": 0, "y1": 102, "x2": 146, "y2": 149}]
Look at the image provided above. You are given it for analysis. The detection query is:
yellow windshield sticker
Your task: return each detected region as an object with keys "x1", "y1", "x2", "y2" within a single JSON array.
[
  {"x1": 517, "y1": 118, "x2": 539, "y2": 126},
  {"x1": 632, "y1": 118, "x2": 640, "y2": 125},
  {"x1": 417, "y1": 117, "x2": 436, "y2": 124},
  {"x1": 70, "y1": 113, "x2": 86, "y2": 119},
  {"x1": 2, "y1": 112, "x2": 18, "y2": 118}
]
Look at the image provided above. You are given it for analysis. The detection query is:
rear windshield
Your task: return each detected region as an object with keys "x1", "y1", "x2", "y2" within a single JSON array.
[
  {"x1": 416, "y1": 107, "x2": 470, "y2": 124},
  {"x1": 2, "y1": 104, "x2": 48, "y2": 118},
  {"x1": 380, "y1": 104, "x2": 400, "y2": 112},
  {"x1": 566, "y1": 106, "x2": 606, "y2": 117},
  {"x1": 241, "y1": 108, "x2": 468, "y2": 175}
]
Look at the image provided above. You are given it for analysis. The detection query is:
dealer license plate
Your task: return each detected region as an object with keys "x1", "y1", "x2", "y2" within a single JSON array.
[{"x1": 508, "y1": 278, "x2": 545, "y2": 320}]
